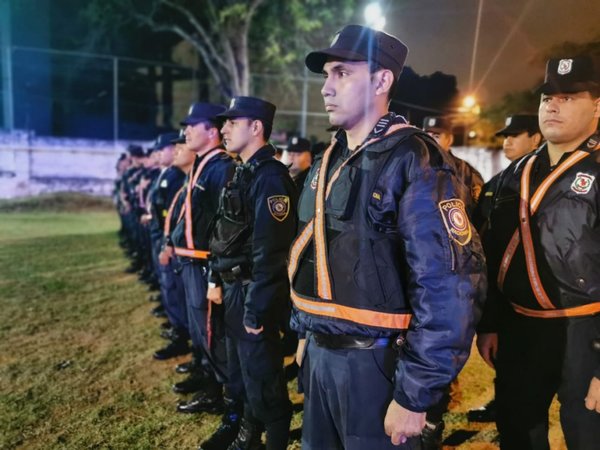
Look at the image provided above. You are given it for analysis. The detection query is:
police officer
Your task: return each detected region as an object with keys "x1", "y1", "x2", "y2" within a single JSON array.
[
  {"x1": 477, "y1": 55, "x2": 600, "y2": 449},
  {"x1": 468, "y1": 114, "x2": 541, "y2": 423},
  {"x1": 423, "y1": 116, "x2": 484, "y2": 207},
  {"x1": 290, "y1": 24, "x2": 486, "y2": 449},
  {"x1": 160, "y1": 103, "x2": 238, "y2": 415},
  {"x1": 205, "y1": 96, "x2": 297, "y2": 450},
  {"x1": 281, "y1": 136, "x2": 313, "y2": 191},
  {"x1": 146, "y1": 132, "x2": 191, "y2": 360}
]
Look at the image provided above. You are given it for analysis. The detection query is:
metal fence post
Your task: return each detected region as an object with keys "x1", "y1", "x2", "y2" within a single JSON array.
[
  {"x1": 1, "y1": 0, "x2": 14, "y2": 130},
  {"x1": 113, "y1": 56, "x2": 119, "y2": 143},
  {"x1": 300, "y1": 66, "x2": 308, "y2": 137}
]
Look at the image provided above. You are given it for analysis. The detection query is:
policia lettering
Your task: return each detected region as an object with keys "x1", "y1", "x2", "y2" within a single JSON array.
[{"x1": 498, "y1": 133, "x2": 600, "y2": 318}]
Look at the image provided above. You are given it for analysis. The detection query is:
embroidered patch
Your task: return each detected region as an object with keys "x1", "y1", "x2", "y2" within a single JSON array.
[
  {"x1": 439, "y1": 199, "x2": 472, "y2": 246},
  {"x1": 267, "y1": 196, "x2": 290, "y2": 222},
  {"x1": 557, "y1": 58, "x2": 573, "y2": 75},
  {"x1": 571, "y1": 172, "x2": 595, "y2": 194},
  {"x1": 310, "y1": 168, "x2": 320, "y2": 190}
]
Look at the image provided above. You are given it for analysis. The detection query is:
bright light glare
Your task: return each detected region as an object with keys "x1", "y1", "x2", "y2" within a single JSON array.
[
  {"x1": 364, "y1": 3, "x2": 386, "y2": 30},
  {"x1": 463, "y1": 95, "x2": 477, "y2": 109}
]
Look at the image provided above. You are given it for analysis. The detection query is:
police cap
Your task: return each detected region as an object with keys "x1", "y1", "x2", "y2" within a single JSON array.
[
  {"x1": 218, "y1": 96, "x2": 276, "y2": 126},
  {"x1": 305, "y1": 24, "x2": 408, "y2": 80},
  {"x1": 535, "y1": 56, "x2": 600, "y2": 95},
  {"x1": 180, "y1": 102, "x2": 226, "y2": 126},
  {"x1": 153, "y1": 132, "x2": 179, "y2": 150},
  {"x1": 286, "y1": 136, "x2": 312, "y2": 153},
  {"x1": 423, "y1": 116, "x2": 453, "y2": 134},
  {"x1": 495, "y1": 115, "x2": 540, "y2": 137},
  {"x1": 171, "y1": 129, "x2": 186, "y2": 145},
  {"x1": 127, "y1": 144, "x2": 145, "y2": 157}
]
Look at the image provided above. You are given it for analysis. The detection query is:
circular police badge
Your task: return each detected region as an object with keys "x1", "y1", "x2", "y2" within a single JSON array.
[
  {"x1": 571, "y1": 172, "x2": 595, "y2": 195},
  {"x1": 438, "y1": 199, "x2": 472, "y2": 246},
  {"x1": 267, "y1": 195, "x2": 290, "y2": 222}
]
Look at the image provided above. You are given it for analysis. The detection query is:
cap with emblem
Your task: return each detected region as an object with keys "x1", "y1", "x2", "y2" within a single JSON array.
[
  {"x1": 305, "y1": 24, "x2": 408, "y2": 80},
  {"x1": 423, "y1": 116, "x2": 453, "y2": 134},
  {"x1": 495, "y1": 114, "x2": 540, "y2": 136},
  {"x1": 535, "y1": 56, "x2": 599, "y2": 95},
  {"x1": 127, "y1": 144, "x2": 145, "y2": 158},
  {"x1": 153, "y1": 132, "x2": 180, "y2": 150},
  {"x1": 286, "y1": 136, "x2": 311, "y2": 153},
  {"x1": 180, "y1": 102, "x2": 226, "y2": 126},
  {"x1": 218, "y1": 96, "x2": 276, "y2": 126},
  {"x1": 171, "y1": 129, "x2": 186, "y2": 145}
]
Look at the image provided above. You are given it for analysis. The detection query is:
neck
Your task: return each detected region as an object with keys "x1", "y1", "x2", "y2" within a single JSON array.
[
  {"x1": 547, "y1": 130, "x2": 597, "y2": 165},
  {"x1": 239, "y1": 140, "x2": 266, "y2": 163},
  {"x1": 179, "y1": 163, "x2": 193, "y2": 174},
  {"x1": 345, "y1": 106, "x2": 389, "y2": 150},
  {"x1": 195, "y1": 139, "x2": 221, "y2": 155}
]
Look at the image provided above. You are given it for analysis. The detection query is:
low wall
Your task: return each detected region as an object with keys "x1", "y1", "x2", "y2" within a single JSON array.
[{"x1": 0, "y1": 131, "x2": 148, "y2": 199}]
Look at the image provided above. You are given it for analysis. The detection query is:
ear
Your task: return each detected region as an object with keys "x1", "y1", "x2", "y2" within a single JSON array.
[
  {"x1": 374, "y1": 69, "x2": 394, "y2": 97},
  {"x1": 593, "y1": 96, "x2": 600, "y2": 119},
  {"x1": 447, "y1": 133, "x2": 455, "y2": 147},
  {"x1": 252, "y1": 119, "x2": 263, "y2": 137},
  {"x1": 532, "y1": 132, "x2": 542, "y2": 148}
]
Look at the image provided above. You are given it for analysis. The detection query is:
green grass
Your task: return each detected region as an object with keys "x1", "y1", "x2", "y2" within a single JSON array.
[{"x1": 0, "y1": 194, "x2": 565, "y2": 449}]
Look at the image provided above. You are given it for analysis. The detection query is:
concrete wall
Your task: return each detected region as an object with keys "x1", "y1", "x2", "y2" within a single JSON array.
[{"x1": 0, "y1": 131, "x2": 147, "y2": 199}]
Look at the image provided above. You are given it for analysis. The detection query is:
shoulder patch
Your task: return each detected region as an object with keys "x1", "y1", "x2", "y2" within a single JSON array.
[
  {"x1": 267, "y1": 195, "x2": 290, "y2": 222},
  {"x1": 439, "y1": 199, "x2": 472, "y2": 246},
  {"x1": 571, "y1": 172, "x2": 595, "y2": 194}
]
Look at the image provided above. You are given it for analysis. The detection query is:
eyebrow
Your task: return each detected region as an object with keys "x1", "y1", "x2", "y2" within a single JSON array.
[{"x1": 322, "y1": 62, "x2": 355, "y2": 75}]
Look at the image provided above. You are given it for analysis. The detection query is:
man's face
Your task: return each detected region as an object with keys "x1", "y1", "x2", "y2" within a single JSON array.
[
  {"x1": 321, "y1": 59, "x2": 376, "y2": 131},
  {"x1": 502, "y1": 132, "x2": 539, "y2": 161},
  {"x1": 185, "y1": 122, "x2": 212, "y2": 151},
  {"x1": 539, "y1": 91, "x2": 600, "y2": 145},
  {"x1": 159, "y1": 145, "x2": 175, "y2": 167},
  {"x1": 282, "y1": 151, "x2": 312, "y2": 176},
  {"x1": 146, "y1": 151, "x2": 160, "y2": 168},
  {"x1": 172, "y1": 144, "x2": 196, "y2": 169},
  {"x1": 427, "y1": 131, "x2": 453, "y2": 152},
  {"x1": 221, "y1": 118, "x2": 254, "y2": 154}
]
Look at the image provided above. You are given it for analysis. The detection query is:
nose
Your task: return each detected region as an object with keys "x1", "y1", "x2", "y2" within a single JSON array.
[
  {"x1": 221, "y1": 122, "x2": 229, "y2": 134},
  {"x1": 321, "y1": 76, "x2": 334, "y2": 98},
  {"x1": 542, "y1": 96, "x2": 559, "y2": 113}
]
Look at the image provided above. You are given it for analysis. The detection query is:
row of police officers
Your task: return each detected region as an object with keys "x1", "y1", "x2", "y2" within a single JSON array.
[{"x1": 114, "y1": 23, "x2": 599, "y2": 450}]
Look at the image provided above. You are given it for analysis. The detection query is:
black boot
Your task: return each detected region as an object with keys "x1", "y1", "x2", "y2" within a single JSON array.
[
  {"x1": 153, "y1": 339, "x2": 190, "y2": 360},
  {"x1": 265, "y1": 416, "x2": 291, "y2": 450},
  {"x1": 172, "y1": 367, "x2": 212, "y2": 394},
  {"x1": 226, "y1": 418, "x2": 264, "y2": 450},
  {"x1": 467, "y1": 399, "x2": 496, "y2": 423},
  {"x1": 177, "y1": 389, "x2": 224, "y2": 414},
  {"x1": 197, "y1": 399, "x2": 242, "y2": 450}
]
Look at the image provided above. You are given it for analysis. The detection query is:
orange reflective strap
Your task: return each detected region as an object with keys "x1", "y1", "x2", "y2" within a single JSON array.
[
  {"x1": 314, "y1": 143, "x2": 335, "y2": 300},
  {"x1": 291, "y1": 290, "x2": 412, "y2": 330},
  {"x1": 163, "y1": 187, "x2": 184, "y2": 237},
  {"x1": 511, "y1": 301, "x2": 600, "y2": 318},
  {"x1": 173, "y1": 248, "x2": 210, "y2": 259},
  {"x1": 183, "y1": 149, "x2": 225, "y2": 249},
  {"x1": 518, "y1": 156, "x2": 556, "y2": 310},
  {"x1": 287, "y1": 220, "x2": 314, "y2": 282},
  {"x1": 497, "y1": 229, "x2": 520, "y2": 291}
]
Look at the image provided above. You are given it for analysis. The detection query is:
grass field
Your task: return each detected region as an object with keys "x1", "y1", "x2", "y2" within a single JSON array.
[{"x1": 0, "y1": 194, "x2": 566, "y2": 449}]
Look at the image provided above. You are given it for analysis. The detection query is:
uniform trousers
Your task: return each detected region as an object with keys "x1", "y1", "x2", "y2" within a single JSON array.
[
  {"x1": 495, "y1": 311, "x2": 600, "y2": 450},
  {"x1": 300, "y1": 333, "x2": 421, "y2": 450},
  {"x1": 222, "y1": 280, "x2": 292, "y2": 447}
]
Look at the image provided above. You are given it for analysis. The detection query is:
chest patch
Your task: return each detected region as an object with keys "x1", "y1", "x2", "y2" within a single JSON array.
[
  {"x1": 438, "y1": 199, "x2": 472, "y2": 246},
  {"x1": 160, "y1": 179, "x2": 168, "y2": 188},
  {"x1": 570, "y1": 172, "x2": 595, "y2": 194},
  {"x1": 267, "y1": 196, "x2": 290, "y2": 222}
]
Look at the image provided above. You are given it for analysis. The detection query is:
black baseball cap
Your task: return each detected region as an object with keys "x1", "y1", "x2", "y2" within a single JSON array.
[
  {"x1": 305, "y1": 24, "x2": 408, "y2": 79},
  {"x1": 423, "y1": 116, "x2": 453, "y2": 134},
  {"x1": 286, "y1": 136, "x2": 311, "y2": 153},
  {"x1": 180, "y1": 102, "x2": 226, "y2": 126},
  {"x1": 127, "y1": 144, "x2": 145, "y2": 158},
  {"x1": 495, "y1": 115, "x2": 540, "y2": 136},
  {"x1": 171, "y1": 129, "x2": 186, "y2": 145},
  {"x1": 153, "y1": 132, "x2": 179, "y2": 150},
  {"x1": 535, "y1": 56, "x2": 599, "y2": 95},
  {"x1": 218, "y1": 96, "x2": 276, "y2": 126}
]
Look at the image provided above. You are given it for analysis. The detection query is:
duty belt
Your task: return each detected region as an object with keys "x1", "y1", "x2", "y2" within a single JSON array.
[{"x1": 312, "y1": 332, "x2": 405, "y2": 350}]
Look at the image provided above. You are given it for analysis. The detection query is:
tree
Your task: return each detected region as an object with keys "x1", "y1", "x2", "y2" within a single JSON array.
[{"x1": 83, "y1": 0, "x2": 356, "y2": 98}]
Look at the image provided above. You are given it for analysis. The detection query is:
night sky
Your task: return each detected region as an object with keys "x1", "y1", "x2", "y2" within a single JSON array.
[{"x1": 377, "y1": 0, "x2": 599, "y2": 104}]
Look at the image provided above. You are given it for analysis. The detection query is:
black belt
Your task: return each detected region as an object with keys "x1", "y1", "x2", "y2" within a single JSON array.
[
  {"x1": 219, "y1": 265, "x2": 251, "y2": 284},
  {"x1": 312, "y1": 332, "x2": 404, "y2": 350}
]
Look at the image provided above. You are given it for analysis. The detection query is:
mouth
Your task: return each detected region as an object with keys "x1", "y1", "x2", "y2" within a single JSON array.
[{"x1": 324, "y1": 104, "x2": 337, "y2": 112}]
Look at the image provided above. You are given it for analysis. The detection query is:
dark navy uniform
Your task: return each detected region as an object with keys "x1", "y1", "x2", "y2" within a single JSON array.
[
  {"x1": 209, "y1": 144, "x2": 298, "y2": 448},
  {"x1": 169, "y1": 149, "x2": 237, "y2": 396}
]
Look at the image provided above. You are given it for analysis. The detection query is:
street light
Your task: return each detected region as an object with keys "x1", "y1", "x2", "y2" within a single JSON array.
[
  {"x1": 364, "y1": 2, "x2": 386, "y2": 30},
  {"x1": 462, "y1": 95, "x2": 477, "y2": 110}
]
